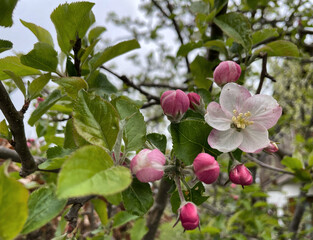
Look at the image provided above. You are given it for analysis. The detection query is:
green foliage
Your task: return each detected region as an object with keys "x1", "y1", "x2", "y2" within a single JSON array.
[
  {"x1": 3, "y1": 70, "x2": 26, "y2": 97},
  {"x1": 0, "y1": 119, "x2": 11, "y2": 140},
  {"x1": 252, "y1": 28, "x2": 279, "y2": 45},
  {"x1": 56, "y1": 145, "x2": 132, "y2": 198},
  {"x1": 73, "y1": 90, "x2": 119, "y2": 151},
  {"x1": 0, "y1": 0, "x2": 18, "y2": 27},
  {"x1": 0, "y1": 163, "x2": 28, "y2": 240},
  {"x1": 27, "y1": 73, "x2": 51, "y2": 100},
  {"x1": 122, "y1": 178, "x2": 154, "y2": 216},
  {"x1": 171, "y1": 119, "x2": 220, "y2": 165},
  {"x1": 50, "y1": 1, "x2": 95, "y2": 53},
  {"x1": 28, "y1": 89, "x2": 63, "y2": 126},
  {"x1": 0, "y1": 39, "x2": 13, "y2": 53},
  {"x1": 88, "y1": 26, "x2": 106, "y2": 44},
  {"x1": 112, "y1": 211, "x2": 138, "y2": 228},
  {"x1": 20, "y1": 42, "x2": 58, "y2": 72},
  {"x1": 38, "y1": 146, "x2": 73, "y2": 170},
  {"x1": 130, "y1": 218, "x2": 148, "y2": 240},
  {"x1": 87, "y1": 71, "x2": 118, "y2": 95},
  {"x1": 254, "y1": 40, "x2": 299, "y2": 57},
  {"x1": 91, "y1": 198, "x2": 108, "y2": 225},
  {"x1": 112, "y1": 96, "x2": 146, "y2": 152},
  {"x1": 0, "y1": 56, "x2": 40, "y2": 80},
  {"x1": 20, "y1": 20, "x2": 54, "y2": 47},
  {"x1": 214, "y1": 12, "x2": 252, "y2": 50},
  {"x1": 21, "y1": 185, "x2": 66, "y2": 234},
  {"x1": 53, "y1": 77, "x2": 88, "y2": 99},
  {"x1": 147, "y1": 133, "x2": 167, "y2": 154},
  {"x1": 190, "y1": 55, "x2": 213, "y2": 89},
  {"x1": 89, "y1": 39, "x2": 140, "y2": 71}
]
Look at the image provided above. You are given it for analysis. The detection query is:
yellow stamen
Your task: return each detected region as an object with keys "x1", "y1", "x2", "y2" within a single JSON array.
[{"x1": 232, "y1": 110, "x2": 253, "y2": 130}]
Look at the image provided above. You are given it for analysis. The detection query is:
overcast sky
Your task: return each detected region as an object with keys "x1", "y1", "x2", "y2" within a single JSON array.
[{"x1": 0, "y1": 0, "x2": 142, "y2": 138}]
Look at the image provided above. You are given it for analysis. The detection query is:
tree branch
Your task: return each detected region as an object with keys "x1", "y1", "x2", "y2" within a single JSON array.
[
  {"x1": 100, "y1": 66, "x2": 160, "y2": 103},
  {"x1": 289, "y1": 190, "x2": 307, "y2": 239},
  {"x1": 246, "y1": 154, "x2": 294, "y2": 175},
  {"x1": 140, "y1": 82, "x2": 187, "y2": 91},
  {"x1": 0, "y1": 81, "x2": 37, "y2": 177},
  {"x1": 65, "y1": 195, "x2": 96, "y2": 233},
  {"x1": 143, "y1": 178, "x2": 171, "y2": 240},
  {"x1": 256, "y1": 53, "x2": 276, "y2": 94}
]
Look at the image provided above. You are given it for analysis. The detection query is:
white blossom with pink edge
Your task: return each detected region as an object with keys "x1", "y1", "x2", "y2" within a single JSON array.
[{"x1": 205, "y1": 83, "x2": 282, "y2": 153}]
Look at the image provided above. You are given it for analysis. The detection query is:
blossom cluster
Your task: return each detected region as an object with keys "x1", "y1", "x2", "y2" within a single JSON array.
[{"x1": 128, "y1": 60, "x2": 282, "y2": 231}]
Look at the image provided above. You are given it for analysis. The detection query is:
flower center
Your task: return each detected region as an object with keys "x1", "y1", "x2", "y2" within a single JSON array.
[{"x1": 231, "y1": 110, "x2": 254, "y2": 130}]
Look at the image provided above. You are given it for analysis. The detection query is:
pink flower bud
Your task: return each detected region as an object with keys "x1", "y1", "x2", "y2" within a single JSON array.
[
  {"x1": 229, "y1": 164, "x2": 253, "y2": 186},
  {"x1": 264, "y1": 141, "x2": 279, "y2": 153},
  {"x1": 193, "y1": 153, "x2": 220, "y2": 184},
  {"x1": 130, "y1": 149, "x2": 166, "y2": 183},
  {"x1": 35, "y1": 97, "x2": 44, "y2": 108},
  {"x1": 232, "y1": 194, "x2": 239, "y2": 200},
  {"x1": 213, "y1": 61, "x2": 241, "y2": 86},
  {"x1": 187, "y1": 92, "x2": 200, "y2": 110},
  {"x1": 180, "y1": 202, "x2": 200, "y2": 231},
  {"x1": 160, "y1": 90, "x2": 190, "y2": 122}
]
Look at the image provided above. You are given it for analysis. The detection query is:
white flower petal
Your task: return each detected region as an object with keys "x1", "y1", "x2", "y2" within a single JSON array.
[
  {"x1": 220, "y1": 83, "x2": 251, "y2": 113},
  {"x1": 239, "y1": 123, "x2": 270, "y2": 153},
  {"x1": 208, "y1": 128, "x2": 243, "y2": 153},
  {"x1": 242, "y1": 94, "x2": 282, "y2": 129},
  {"x1": 205, "y1": 102, "x2": 232, "y2": 131}
]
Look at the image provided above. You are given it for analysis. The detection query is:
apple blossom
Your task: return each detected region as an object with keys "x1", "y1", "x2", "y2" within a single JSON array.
[
  {"x1": 160, "y1": 89, "x2": 190, "y2": 122},
  {"x1": 264, "y1": 141, "x2": 279, "y2": 153},
  {"x1": 130, "y1": 149, "x2": 166, "y2": 183},
  {"x1": 193, "y1": 153, "x2": 220, "y2": 184},
  {"x1": 205, "y1": 83, "x2": 282, "y2": 153},
  {"x1": 179, "y1": 202, "x2": 200, "y2": 231},
  {"x1": 229, "y1": 164, "x2": 253, "y2": 186},
  {"x1": 213, "y1": 61, "x2": 241, "y2": 86},
  {"x1": 187, "y1": 92, "x2": 205, "y2": 114}
]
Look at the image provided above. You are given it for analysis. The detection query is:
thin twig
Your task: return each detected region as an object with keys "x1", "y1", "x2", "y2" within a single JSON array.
[
  {"x1": 100, "y1": 66, "x2": 160, "y2": 102},
  {"x1": 140, "y1": 82, "x2": 187, "y2": 91},
  {"x1": 256, "y1": 53, "x2": 276, "y2": 94},
  {"x1": 246, "y1": 154, "x2": 294, "y2": 175}
]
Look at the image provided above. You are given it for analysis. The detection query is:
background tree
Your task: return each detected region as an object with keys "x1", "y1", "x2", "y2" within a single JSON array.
[{"x1": 0, "y1": 0, "x2": 313, "y2": 240}]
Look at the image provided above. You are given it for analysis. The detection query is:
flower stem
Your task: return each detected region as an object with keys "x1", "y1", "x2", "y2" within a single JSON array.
[{"x1": 174, "y1": 176, "x2": 185, "y2": 204}]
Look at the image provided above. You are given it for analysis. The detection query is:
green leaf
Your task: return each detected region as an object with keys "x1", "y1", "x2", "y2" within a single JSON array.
[
  {"x1": 214, "y1": 12, "x2": 252, "y2": 50},
  {"x1": 88, "y1": 71, "x2": 118, "y2": 95},
  {"x1": 0, "y1": 0, "x2": 18, "y2": 27},
  {"x1": 91, "y1": 198, "x2": 108, "y2": 225},
  {"x1": 204, "y1": 40, "x2": 228, "y2": 57},
  {"x1": 294, "y1": 169, "x2": 312, "y2": 182},
  {"x1": 21, "y1": 185, "x2": 66, "y2": 234},
  {"x1": 50, "y1": 2, "x2": 95, "y2": 53},
  {"x1": 171, "y1": 119, "x2": 221, "y2": 165},
  {"x1": 177, "y1": 41, "x2": 203, "y2": 57},
  {"x1": 252, "y1": 28, "x2": 279, "y2": 45},
  {"x1": 0, "y1": 164, "x2": 28, "y2": 240},
  {"x1": 281, "y1": 156, "x2": 303, "y2": 170},
  {"x1": 0, "y1": 56, "x2": 40, "y2": 80},
  {"x1": 190, "y1": 55, "x2": 213, "y2": 89},
  {"x1": 112, "y1": 211, "x2": 138, "y2": 228},
  {"x1": 112, "y1": 96, "x2": 146, "y2": 152},
  {"x1": 63, "y1": 118, "x2": 89, "y2": 149},
  {"x1": 89, "y1": 39, "x2": 140, "y2": 71},
  {"x1": 0, "y1": 120, "x2": 11, "y2": 140},
  {"x1": 3, "y1": 70, "x2": 26, "y2": 97},
  {"x1": 20, "y1": 20, "x2": 54, "y2": 47},
  {"x1": 38, "y1": 146, "x2": 73, "y2": 170},
  {"x1": 73, "y1": 90, "x2": 119, "y2": 151},
  {"x1": 253, "y1": 40, "x2": 299, "y2": 57},
  {"x1": 28, "y1": 89, "x2": 63, "y2": 126},
  {"x1": 106, "y1": 193, "x2": 122, "y2": 206},
  {"x1": 130, "y1": 218, "x2": 148, "y2": 240},
  {"x1": 53, "y1": 77, "x2": 88, "y2": 99},
  {"x1": 28, "y1": 73, "x2": 51, "y2": 100},
  {"x1": 20, "y1": 42, "x2": 58, "y2": 72},
  {"x1": 122, "y1": 178, "x2": 154, "y2": 216},
  {"x1": 0, "y1": 39, "x2": 13, "y2": 53},
  {"x1": 147, "y1": 133, "x2": 167, "y2": 154},
  {"x1": 81, "y1": 39, "x2": 100, "y2": 66},
  {"x1": 88, "y1": 26, "x2": 106, "y2": 44},
  {"x1": 308, "y1": 151, "x2": 313, "y2": 167},
  {"x1": 57, "y1": 145, "x2": 132, "y2": 198}
]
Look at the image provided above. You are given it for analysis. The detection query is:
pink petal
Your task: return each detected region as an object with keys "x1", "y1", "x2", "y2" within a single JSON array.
[
  {"x1": 136, "y1": 168, "x2": 164, "y2": 182},
  {"x1": 220, "y1": 83, "x2": 252, "y2": 114},
  {"x1": 241, "y1": 94, "x2": 282, "y2": 129},
  {"x1": 208, "y1": 128, "x2": 243, "y2": 153},
  {"x1": 238, "y1": 123, "x2": 270, "y2": 153},
  {"x1": 205, "y1": 102, "x2": 232, "y2": 131}
]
